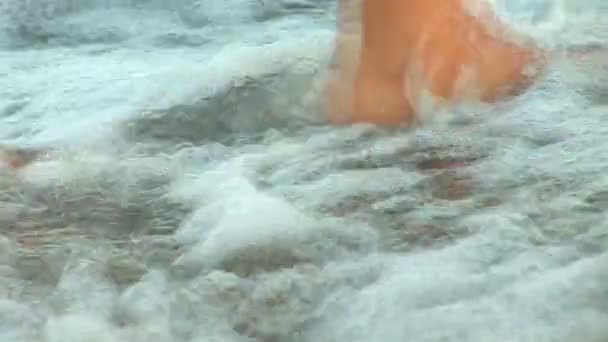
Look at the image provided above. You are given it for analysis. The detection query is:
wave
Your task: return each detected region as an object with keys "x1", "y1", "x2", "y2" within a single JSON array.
[
  {"x1": 0, "y1": 0, "x2": 332, "y2": 48},
  {"x1": 2, "y1": 1, "x2": 608, "y2": 341}
]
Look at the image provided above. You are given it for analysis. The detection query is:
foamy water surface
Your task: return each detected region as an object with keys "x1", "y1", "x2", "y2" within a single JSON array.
[{"x1": 1, "y1": 0, "x2": 608, "y2": 341}]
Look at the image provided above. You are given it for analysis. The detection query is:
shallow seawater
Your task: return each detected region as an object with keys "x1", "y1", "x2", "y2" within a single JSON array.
[{"x1": 1, "y1": 0, "x2": 608, "y2": 341}]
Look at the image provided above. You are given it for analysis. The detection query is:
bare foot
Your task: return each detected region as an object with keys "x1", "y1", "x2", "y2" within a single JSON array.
[{"x1": 0, "y1": 145, "x2": 46, "y2": 170}]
